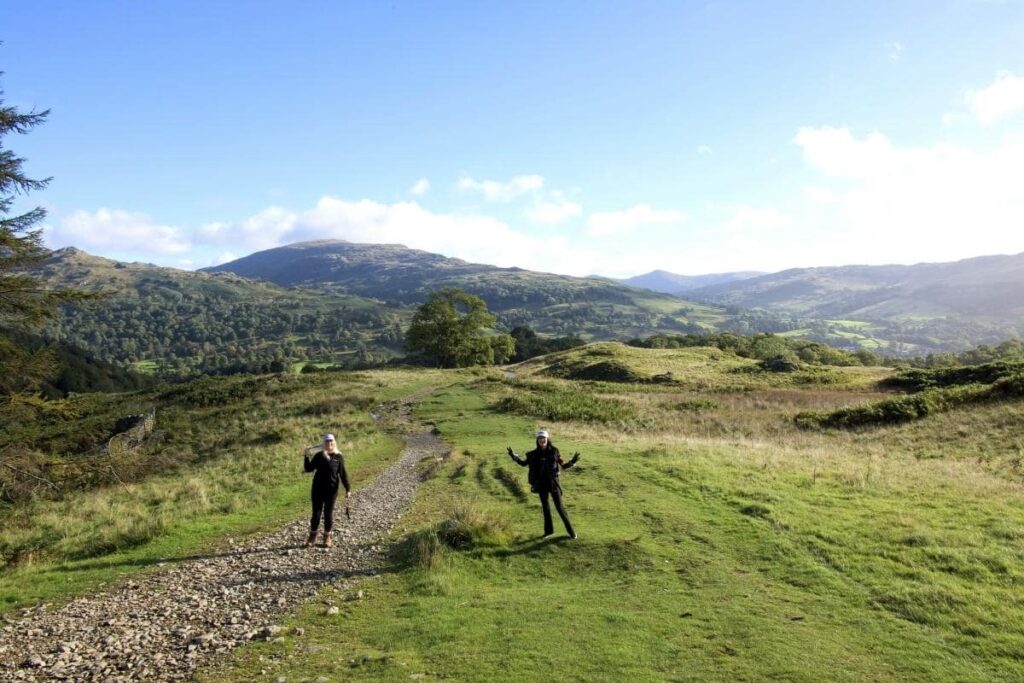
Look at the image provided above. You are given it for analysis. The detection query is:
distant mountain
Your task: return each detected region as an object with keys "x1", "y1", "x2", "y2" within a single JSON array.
[
  {"x1": 32, "y1": 244, "x2": 746, "y2": 374},
  {"x1": 687, "y1": 252, "x2": 1024, "y2": 351},
  {"x1": 617, "y1": 269, "x2": 765, "y2": 294},
  {"x1": 35, "y1": 244, "x2": 1024, "y2": 371},
  {"x1": 201, "y1": 240, "x2": 731, "y2": 338}
]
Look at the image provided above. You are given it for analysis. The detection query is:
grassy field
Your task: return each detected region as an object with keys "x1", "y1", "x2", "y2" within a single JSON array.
[
  {"x1": 0, "y1": 368, "x2": 456, "y2": 612},
  {"x1": 204, "y1": 344, "x2": 1024, "y2": 682}
]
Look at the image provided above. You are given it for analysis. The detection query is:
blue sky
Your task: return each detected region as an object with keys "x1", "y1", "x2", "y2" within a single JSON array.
[{"x1": 4, "y1": 1, "x2": 1024, "y2": 277}]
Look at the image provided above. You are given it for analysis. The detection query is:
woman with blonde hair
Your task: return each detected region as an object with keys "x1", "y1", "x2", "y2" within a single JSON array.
[{"x1": 303, "y1": 433, "x2": 350, "y2": 547}]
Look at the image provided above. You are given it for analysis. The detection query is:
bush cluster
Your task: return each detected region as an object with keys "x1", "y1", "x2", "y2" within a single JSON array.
[
  {"x1": 796, "y1": 373, "x2": 1024, "y2": 429},
  {"x1": 548, "y1": 359, "x2": 644, "y2": 383},
  {"x1": 881, "y1": 360, "x2": 1024, "y2": 392},
  {"x1": 628, "y1": 332, "x2": 873, "y2": 366},
  {"x1": 158, "y1": 374, "x2": 300, "y2": 407},
  {"x1": 496, "y1": 387, "x2": 636, "y2": 424}
]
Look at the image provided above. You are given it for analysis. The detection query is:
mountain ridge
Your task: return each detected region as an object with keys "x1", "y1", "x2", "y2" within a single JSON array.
[
  {"x1": 616, "y1": 269, "x2": 766, "y2": 294},
  {"x1": 687, "y1": 251, "x2": 1024, "y2": 321}
]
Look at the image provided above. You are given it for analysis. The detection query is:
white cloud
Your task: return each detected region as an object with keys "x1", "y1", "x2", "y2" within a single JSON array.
[
  {"x1": 586, "y1": 204, "x2": 687, "y2": 237},
  {"x1": 410, "y1": 178, "x2": 430, "y2": 196},
  {"x1": 793, "y1": 126, "x2": 898, "y2": 179},
  {"x1": 195, "y1": 206, "x2": 296, "y2": 252},
  {"x1": 887, "y1": 41, "x2": 904, "y2": 63},
  {"x1": 794, "y1": 125, "x2": 1024, "y2": 263},
  {"x1": 696, "y1": 145, "x2": 713, "y2": 156},
  {"x1": 45, "y1": 209, "x2": 191, "y2": 256},
  {"x1": 966, "y1": 71, "x2": 1024, "y2": 125},
  {"x1": 456, "y1": 174, "x2": 544, "y2": 202},
  {"x1": 526, "y1": 192, "x2": 582, "y2": 225}
]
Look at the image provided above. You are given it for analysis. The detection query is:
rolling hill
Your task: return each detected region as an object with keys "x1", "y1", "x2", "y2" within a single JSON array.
[
  {"x1": 617, "y1": 268, "x2": 765, "y2": 294},
  {"x1": 33, "y1": 243, "x2": 1024, "y2": 373},
  {"x1": 200, "y1": 240, "x2": 737, "y2": 339},
  {"x1": 32, "y1": 245, "x2": 755, "y2": 375},
  {"x1": 34, "y1": 247, "x2": 406, "y2": 375},
  {"x1": 688, "y1": 252, "x2": 1024, "y2": 320},
  {"x1": 687, "y1": 252, "x2": 1024, "y2": 352}
]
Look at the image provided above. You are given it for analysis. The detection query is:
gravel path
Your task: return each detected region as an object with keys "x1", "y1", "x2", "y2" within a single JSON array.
[{"x1": 0, "y1": 398, "x2": 449, "y2": 682}]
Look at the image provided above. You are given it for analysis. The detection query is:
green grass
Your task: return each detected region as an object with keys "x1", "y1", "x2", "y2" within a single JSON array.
[
  {"x1": 0, "y1": 368, "x2": 457, "y2": 613},
  {"x1": 9, "y1": 343, "x2": 1024, "y2": 681},
  {"x1": 209, "y1": 346, "x2": 1024, "y2": 682},
  {"x1": 130, "y1": 360, "x2": 160, "y2": 373}
]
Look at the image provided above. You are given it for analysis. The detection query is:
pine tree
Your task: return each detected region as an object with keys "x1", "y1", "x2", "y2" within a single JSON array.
[{"x1": 1, "y1": 73, "x2": 89, "y2": 394}]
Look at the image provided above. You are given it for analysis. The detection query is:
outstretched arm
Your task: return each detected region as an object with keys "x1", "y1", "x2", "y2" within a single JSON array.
[
  {"x1": 507, "y1": 446, "x2": 527, "y2": 466},
  {"x1": 561, "y1": 451, "x2": 581, "y2": 469}
]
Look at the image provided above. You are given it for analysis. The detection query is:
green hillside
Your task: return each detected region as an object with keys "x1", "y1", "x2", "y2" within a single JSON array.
[
  {"x1": 5, "y1": 345, "x2": 1024, "y2": 680},
  {"x1": 34, "y1": 248, "x2": 407, "y2": 375},
  {"x1": 202, "y1": 240, "x2": 739, "y2": 338}
]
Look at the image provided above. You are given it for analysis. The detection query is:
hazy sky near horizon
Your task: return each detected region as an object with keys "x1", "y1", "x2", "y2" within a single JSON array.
[{"x1": 4, "y1": 1, "x2": 1024, "y2": 277}]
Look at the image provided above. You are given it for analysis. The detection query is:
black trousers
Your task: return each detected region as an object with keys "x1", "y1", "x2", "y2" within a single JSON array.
[
  {"x1": 539, "y1": 488, "x2": 574, "y2": 536},
  {"x1": 310, "y1": 487, "x2": 339, "y2": 533}
]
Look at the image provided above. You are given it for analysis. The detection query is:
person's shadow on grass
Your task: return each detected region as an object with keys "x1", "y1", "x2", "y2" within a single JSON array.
[{"x1": 491, "y1": 535, "x2": 572, "y2": 558}]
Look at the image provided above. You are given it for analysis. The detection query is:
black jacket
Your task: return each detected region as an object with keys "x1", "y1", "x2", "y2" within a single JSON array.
[
  {"x1": 510, "y1": 443, "x2": 578, "y2": 493},
  {"x1": 304, "y1": 450, "x2": 350, "y2": 492}
]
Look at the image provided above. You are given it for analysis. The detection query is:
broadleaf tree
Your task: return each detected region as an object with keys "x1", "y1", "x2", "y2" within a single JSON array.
[{"x1": 405, "y1": 288, "x2": 515, "y2": 368}]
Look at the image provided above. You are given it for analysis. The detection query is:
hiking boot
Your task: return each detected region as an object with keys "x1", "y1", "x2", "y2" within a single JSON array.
[
  {"x1": 324, "y1": 534, "x2": 333, "y2": 548},
  {"x1": 305, "y1": 532, "x2": 317, "y2": 547}
]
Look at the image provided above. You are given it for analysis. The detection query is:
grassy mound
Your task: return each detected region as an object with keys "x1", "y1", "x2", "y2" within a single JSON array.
[{"x1": 495, "y1": 386, "x2": 636, "y2": 424}]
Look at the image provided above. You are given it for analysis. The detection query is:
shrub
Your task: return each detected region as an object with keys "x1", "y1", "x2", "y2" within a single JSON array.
[
  {"x1": 159, "y1": 376, "x2": 297, "y2": 407},
  {"x1": 795, "y1": 383, "x2": 998, "y2": 429},
  {"x1": 881, "y1": 360, "x2": 1024, "y2": 392},
  {"x1": 496, "y1": 388, "x2": 636, "y2": 424},
  {"x1": 545, "y1": 359, "x2": 644, "y2": 383}
]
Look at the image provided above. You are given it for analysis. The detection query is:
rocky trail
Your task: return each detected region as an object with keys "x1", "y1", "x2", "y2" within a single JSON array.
[{"x1": 0, "y1": 398, "x2": 449, "y2": 682}]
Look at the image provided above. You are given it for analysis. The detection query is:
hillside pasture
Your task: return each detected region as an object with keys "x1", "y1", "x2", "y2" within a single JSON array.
[{"x1": 211, "y1": 344, "x2": 1024, "y2": 682}]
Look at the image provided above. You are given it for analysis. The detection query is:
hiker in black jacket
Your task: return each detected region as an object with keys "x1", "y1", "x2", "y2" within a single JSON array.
[
  {"x1": 507, "y1": 429, "x2": 580, "y2": 539},
  {"x1": 303, "y1": 433, "x2": 350, "y2": 548}
]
